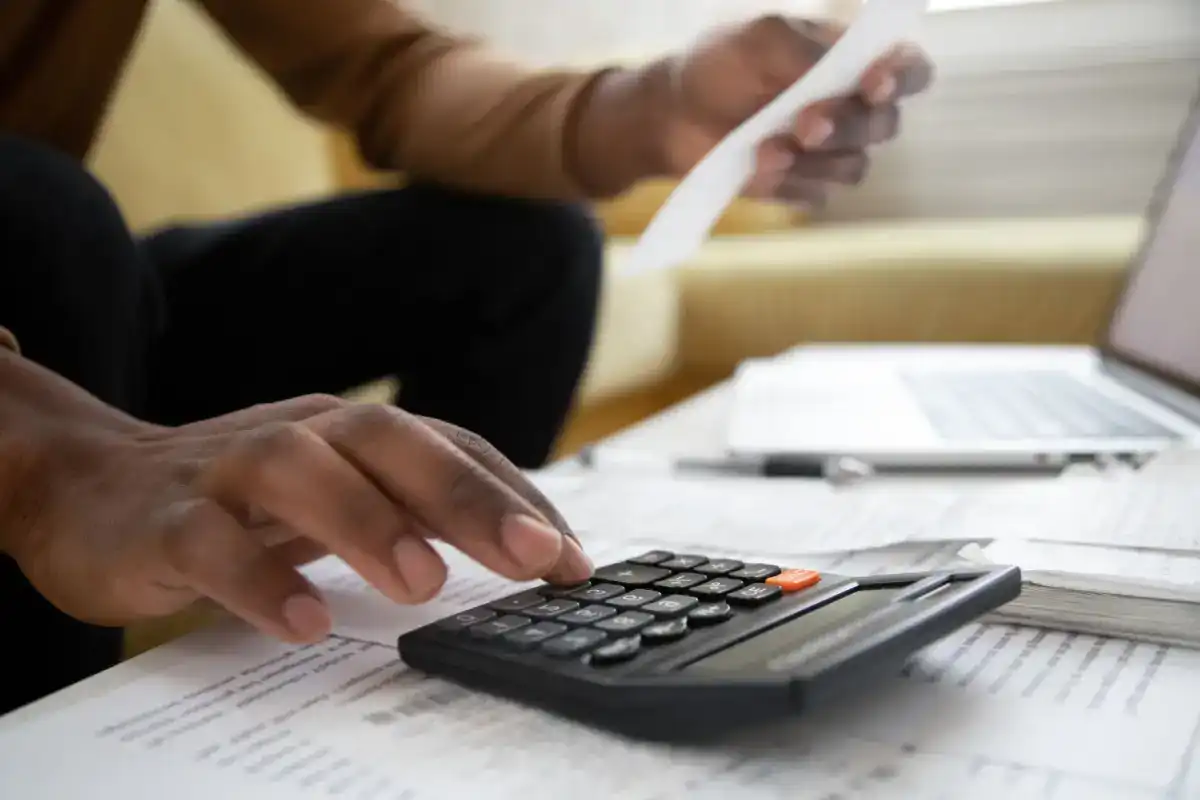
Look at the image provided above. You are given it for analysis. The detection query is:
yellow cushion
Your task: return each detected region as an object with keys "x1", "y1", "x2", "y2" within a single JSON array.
[{"x1": 673, "y1": 216, "x2": 1143, "y2": 374}]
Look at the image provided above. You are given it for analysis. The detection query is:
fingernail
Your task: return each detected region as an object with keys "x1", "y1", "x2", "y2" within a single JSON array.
[
  {"x1": 869, "y1": 74, "x2": 896, "y2": 105},
  {"x1": 393, "y1": 535, "x2": 446, "y2": 601},
  {"x1": 802, "y1": 117, "x2": 834, "y2": 149},
  {"x1": 283, "y1": 593, "x2": 332, "y2": 641},
  {"x1": 500, "y1": 514, "x2": 563, "y2": 570},
  {"x1": 560, "y1": 537, "x2": 594, "y2": 580}
]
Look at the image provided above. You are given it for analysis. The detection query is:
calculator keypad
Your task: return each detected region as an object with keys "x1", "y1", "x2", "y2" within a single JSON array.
[{"x1": 447, "y1": 552, "x2": 815, "y2": 667}]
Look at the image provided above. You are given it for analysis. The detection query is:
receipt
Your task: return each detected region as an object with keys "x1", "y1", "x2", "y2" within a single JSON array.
[{"x1": 621, "y1": 0, "x2": 930, "y2": 276}]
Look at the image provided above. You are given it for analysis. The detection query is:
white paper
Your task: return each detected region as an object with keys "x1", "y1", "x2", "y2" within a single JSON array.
[
  {"x1": 528, "y1": 471, "x2": 968, "y2": 554},
  {"x1": 979, "y1": 539, "x2": 1200, "y2": 590},
  {"x1": 5, "y1": 591, "x2": 1200, "y2": 799},
  {"x1": 622, "y1": 0, "x2": 930, "y2": 276}
]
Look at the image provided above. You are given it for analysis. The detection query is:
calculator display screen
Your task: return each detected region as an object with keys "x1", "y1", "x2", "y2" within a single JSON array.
[{"x1": 682, "y1": 587, "x2": 905, "y2": 674}]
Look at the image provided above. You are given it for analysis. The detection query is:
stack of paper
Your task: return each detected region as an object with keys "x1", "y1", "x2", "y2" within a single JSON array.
[{"x1": 961, "y1": 539, "x2": 1200, "y2": 649}]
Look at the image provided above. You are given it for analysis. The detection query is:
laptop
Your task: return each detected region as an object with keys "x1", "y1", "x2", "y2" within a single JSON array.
[{"x1": 725, "y1": 88, "x2": 1200, "y2": 469}]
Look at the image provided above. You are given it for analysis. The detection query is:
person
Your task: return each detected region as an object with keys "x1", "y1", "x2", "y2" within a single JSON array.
[{"x1": 0, "y1": 1, "x2": 934, "y2": 714}]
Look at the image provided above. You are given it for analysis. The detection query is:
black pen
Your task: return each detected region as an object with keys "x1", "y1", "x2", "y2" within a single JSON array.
[{"x1": 575, "y1": 446, "x2": 872, "y2": 481}]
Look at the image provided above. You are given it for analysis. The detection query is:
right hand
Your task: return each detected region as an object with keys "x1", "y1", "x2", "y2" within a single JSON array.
[{"x1": 3, "y1": 392, "x2": 593, "y2": 644}]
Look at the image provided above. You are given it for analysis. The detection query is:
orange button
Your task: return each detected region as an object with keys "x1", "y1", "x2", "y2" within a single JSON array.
[{"x1": 766, "y1": 569, "x2": 821, "y2": 592}]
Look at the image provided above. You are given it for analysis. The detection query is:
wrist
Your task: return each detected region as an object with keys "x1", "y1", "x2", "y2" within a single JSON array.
[
  {"x1": 0, "y1": 349, "x2": 139, "y2": 555},
  {"x1": 566, "y1": 58, "x2": 676, "y2": 198}
]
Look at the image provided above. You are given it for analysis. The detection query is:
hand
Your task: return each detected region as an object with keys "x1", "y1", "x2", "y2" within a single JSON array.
[
  {"x1": 5, "y1": 391, "x2": 592, "y2": 644},
  {"x1": 656, "y1": 15, "x2": 935, "y2": 208}
]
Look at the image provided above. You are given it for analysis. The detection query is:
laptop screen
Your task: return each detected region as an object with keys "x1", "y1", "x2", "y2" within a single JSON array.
[{"x1": 1105, "y1": 95, "x2": 1200, "y2": 391}]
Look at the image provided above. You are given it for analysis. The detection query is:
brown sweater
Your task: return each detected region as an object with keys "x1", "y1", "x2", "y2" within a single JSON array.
[{"x1": 0, "y1": 0, "x2": 652, "y2": 199}]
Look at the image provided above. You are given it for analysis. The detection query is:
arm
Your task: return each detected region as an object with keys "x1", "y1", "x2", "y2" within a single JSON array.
[{"x1": 196, "y1": 0, "x2": 670, "y2": 199}]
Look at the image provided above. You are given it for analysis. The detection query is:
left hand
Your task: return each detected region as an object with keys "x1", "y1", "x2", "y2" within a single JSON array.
[{"x1": 655, "y1": 15, "x2": 935, "y2": 209}]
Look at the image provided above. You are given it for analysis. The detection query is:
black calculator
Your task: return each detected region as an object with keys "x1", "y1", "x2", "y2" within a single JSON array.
[{"x1": 397, "y1": 550, "x2": 1021, "y2": 741}]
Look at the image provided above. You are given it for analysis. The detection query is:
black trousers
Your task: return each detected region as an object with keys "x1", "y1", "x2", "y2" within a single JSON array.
[{"x1": 0, "y1": 134, "x2": 603, "y2": 715}]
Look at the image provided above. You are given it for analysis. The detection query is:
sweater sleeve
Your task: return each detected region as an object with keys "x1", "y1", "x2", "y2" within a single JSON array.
[{"x1": 197, "y1": 0, "x2": 614, "y2": 200}]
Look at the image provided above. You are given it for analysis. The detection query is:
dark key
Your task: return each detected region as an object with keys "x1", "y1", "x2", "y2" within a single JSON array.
[
  {"x1": 654, "y1": 572, "x2": 707, "y2": 591},
  {"x1": 502, "y1": 622, "x2": 567, "y2": 650},
  {"x1": 627, "y1": 550, "x2": 674, "y2": 565},
  {"x1": 487, "y1": 590, "x2": 548, "y2": 613},
  {"x1": 524, "y1": 599, "x2": 580, "y2": 619},
  {"x1": 590, "y1": 636, "x2": 642, "y2": 665},
  {"x1": 469, "y1": 615, "x2": 531, "y2": 639},
  {"x1": 436, "y1": 607, "x2": 497, "y2": 631},
  {"x1": 570, "y1": 583, "x2": 626, "y2": 603},
  {"x1": 606, "y1": 589, "x2": 661, "y2": 609},
  {"x1": 730, "y1": 564, "x2": 782, "y2": 581},
  {"x1": 658, "y1": 554, "x2": 708, "y2": 570},
  {"x1": 558, "y1": 605, "x2": 618, "y2": 625},
  {"x1": 688, "y1": 602, "x2": 734, "y2": 626},
  {"x1": 727, "y1": 583, "x2": 783, "y2": 607},
  {"x1": 539, "y1": 581, "x2": 591, "y2": 598},
  {"x1": 691, "y1": 578, "x2": 745, "y2": 597},
  {"x1": 641, "y1": 618, "x2": 689, "y2": 644},
  {"x1": 595, "y1": 611, "x2": 655, "y2": 634},
  {"x1": 641, "y1": 595, "x2": 700, "y2": 617},
  {"x1": 592, "y1": 564, "x2": 672, "y2": 586},
  {"x1": 695, "y1": 559, "x2": 744, "y2": 575},
  {"x1": 541, "y1": 628, "x2": 607, "y2": 658}
]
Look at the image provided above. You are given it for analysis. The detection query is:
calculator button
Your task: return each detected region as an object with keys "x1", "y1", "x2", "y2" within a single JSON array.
[
  {"x1": 766, "y1": 569, "x2": 822, "y2": 593},
  {"x1": 688, "y1": 602, "x2": 734, "y2": 626},
  {"x1": 730, "y1": 563, "x2": 781, "y2": 581},
  {"x1": 592, "y1": 564, "x2": 672, "y2": 586},
  {"x1": 695, "y1": 559, "x2": 744, "y2": 575},
  {"x1": 469, "y1": 615, "x2": 531, "y2": 639},
  {"x1": 569, "y1": 583, "x2": 626, "y2": 603},
  {"x1": 607, "y1": 589, "x2": 661, "y2": 608},
  {"x1": 595, "y1": 611, "x2": 655, "y2": 634},
  {"x1": 487, "y1": 590, "x2": 549, "y2": 613},
  {"x1": 641, "y1": 618, "x2": 689, "y2": 644},
  {"x1": 658, "y1": 554, "x2": 708, "y2": 570},
  {"x1": 590, "y1": 636, "x2": 642, "y2": 665},
  {"x1": 436, "y1": 607, "x2": 497, "y2": 631},
  {"x1": 558, "y1": 605, "x2": 618, "y2": 625},
  {"x1": 691, "y1": 577, "x2": 744, "y2": 597},
  {"x1": 525, "y1": 599, "x2": 580, "y2": 619},
  {"x1": 627, "y1": 550, "x2": 674, "y2": 565},
  {"x1": 654, "y1": 572, "x2": 707, "y2": 591},
  {"x1": 641, "y1": 594, "x2": 700, "y2": 617},
  {"x1": 502, "y1": 622, "x2": 567, "y2": 650},
  {"x1": 539, "y1": 581, "x2": 591, "y2": 598},
  {"x1": 727, "y1": 583, "x2": 783, "y2": 606},
  {"x1": 541, "y1": 628, "x2": 607, "y2": 658}
]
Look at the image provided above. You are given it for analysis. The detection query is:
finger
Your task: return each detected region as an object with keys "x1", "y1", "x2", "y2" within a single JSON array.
[
  {"x1": 173, "y1": 394, "x2": 348, "y2": 438},
  {"x1": 159, "y1": 498, "x2": 332, "y2": 643},
  {"x1": 860, "y1": 43, "x2": 935, "y2": 106},
  {"x1": 307, "y1": 405, "x2": 566, "y2": 583},
  {"x1": 787, "y1": 150, "x2": 870, "y2": 186},
  {"x1": 421, "y1": 417, "x2": 594, "y2": 584},
  {"x1": 794, "y1": 98, "x2": 899, "y2": 151},
  {"x1": 205, "y1": 419, "x2": 447, "y2": 605}
]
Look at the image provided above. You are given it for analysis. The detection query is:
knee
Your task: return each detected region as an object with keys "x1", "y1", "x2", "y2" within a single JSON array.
[{"x1": 0, "y1": 135, "x2": 141, "y2": 300}]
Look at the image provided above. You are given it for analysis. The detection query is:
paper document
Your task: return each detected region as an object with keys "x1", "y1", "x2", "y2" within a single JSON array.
[
  {"x1": 5, "y1": 544, "x2": 1200, "y2": 798},
  {"x1": 529, "y1": 471, "x2": 967, "y2": 555},
  {"x1": 622, "y1": 0, "x2": 930, "y2": 276}
]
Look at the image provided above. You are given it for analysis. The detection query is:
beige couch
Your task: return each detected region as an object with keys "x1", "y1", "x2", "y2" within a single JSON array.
[{"x1": 90, "y1": 0, "x2": 1139, "y2": 410}]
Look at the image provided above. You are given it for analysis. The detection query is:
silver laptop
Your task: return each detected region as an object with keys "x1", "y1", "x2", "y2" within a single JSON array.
[{"x1": 725, "y1": 89, "x2": 1200, "y2": 469}]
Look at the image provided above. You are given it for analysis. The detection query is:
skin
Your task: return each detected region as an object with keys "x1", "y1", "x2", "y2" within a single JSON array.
[{"x1": 0, "y1": 14, "x2": 934, "y2": 648}]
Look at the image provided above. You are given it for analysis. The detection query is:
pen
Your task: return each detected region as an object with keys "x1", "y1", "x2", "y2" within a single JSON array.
[{"x1": 575, "y1": 446, "x2": 874, "y2": 482}]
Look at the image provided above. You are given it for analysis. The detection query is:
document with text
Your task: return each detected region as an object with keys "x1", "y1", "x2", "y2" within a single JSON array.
[{"x1": 3, "y1": 537, "x2": 1199, "y2": 799}]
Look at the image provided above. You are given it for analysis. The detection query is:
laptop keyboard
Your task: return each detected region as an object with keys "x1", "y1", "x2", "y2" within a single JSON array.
[{"x1": 900, "y1": 370, "x2": 1182, "y2": 441}]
